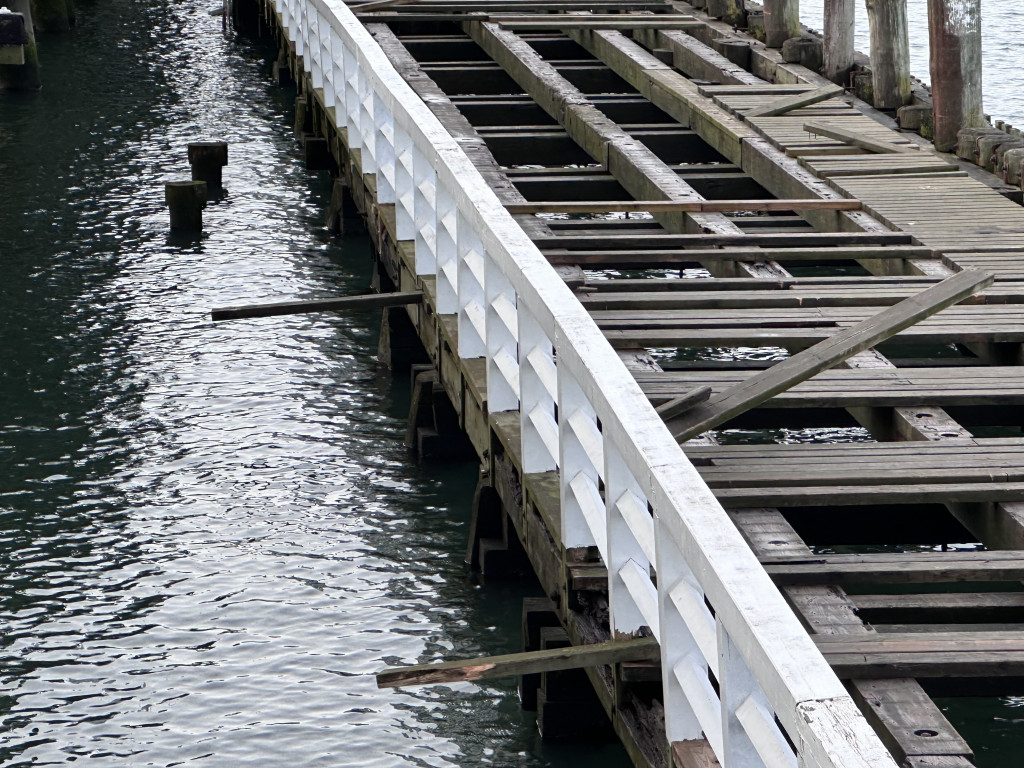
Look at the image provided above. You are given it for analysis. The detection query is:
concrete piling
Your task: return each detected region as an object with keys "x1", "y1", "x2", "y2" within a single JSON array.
[
  {"x1": 188, "y1": 141, "x2": 228, "y2": 189},
  {"x1": 165, "y1": 180, "x2": 207, "y2": 232},
  {"x1": 928, "y1": 0, "x2": 984, "y2": 152}
]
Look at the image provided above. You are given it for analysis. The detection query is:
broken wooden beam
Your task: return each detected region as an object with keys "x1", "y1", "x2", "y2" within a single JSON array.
[
  {"x1": 665, "y1": 269, "x2": 994, "y2": 442},
  {"x1": 655, "y1": 385, "x2": 712, "y2": 420},
  {"x1": 505, "y1": 199, "x2": 862, "y2": 214},
  {"x1": 376, "y1": 636, "x2": 659, "y2": 688},
  {"x1": 803, "y1": 121, "x2": 919, "y2": 154},
  {"x1": 745, "y1": 84, "x2": 846, "y2": 118},
  {"x1": 210, "y1": 291, "x2": 422, "y2": 321}
]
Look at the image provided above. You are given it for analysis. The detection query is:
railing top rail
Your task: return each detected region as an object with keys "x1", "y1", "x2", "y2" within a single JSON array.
[{"x1": 299, "y1": 1, "x2": 898, "y2": 764}]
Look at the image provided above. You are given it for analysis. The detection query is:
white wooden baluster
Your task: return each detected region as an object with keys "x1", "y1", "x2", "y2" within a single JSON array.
[
  {"x1": 434, "y1": 183, "x2": 458, "y2": 315},
  {"x1": 394, "y1": 127, "x2": 414, "y2": 242},
  {"x1": 655, "y1": 512, "x2": 718, "y2": 750},
  {"x1": 309, "y1": 8, "x2": 322, "y2": 90},
  {"x1": 484, "y1": 250, "x2": 519, "y2": 412},
  {"x1": 456, "y1": 210, "x2": 486, "y2": 359},
  {"x1": 558, "y1": 369, "x2": 603, "y2": 552},
  {"x1": 320, "y1": 18, "x2": 333, "y2": 106},
  {"x1": 719, "y1": 618, "x2": 795, "y2": 768},
  {"x1": 343, "y1": 44, "x2": 362, "y2": 152},
  {"x1": 518, "y1": 311, "x2": 558, "y2": 474},
  {"x1": 605, "y1": 442, "x2": 651, "y2": 634},
  {"x1": 357, "y1": 65, "x2": 377, "y2": 178},
  {"x1": 372, "y1": 93, "x2": 394, "y2": 205},
  {"x1": 413, "y1": 144, "x2": 437, "y2": 275}
]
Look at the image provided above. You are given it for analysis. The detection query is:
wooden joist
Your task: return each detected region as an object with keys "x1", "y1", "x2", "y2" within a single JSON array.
[
  {"x1": 764, "y1": 551, "x2": 1024, "y2": 586},
  {"x1": 661, "y1": 270, "x2": 993, "y2": 442},
  {"x1": 376, "y1": 636, "x2": 659, "y2": 687},
  {"x1": 504, "y1": 198, "x2": 862, "y2": 214},
  {"x1": 529, "y1": 231, "x2": 917, "y2": 250},
  {"x1": 546, "y1": 245, "x2": 934, "y2": 267}
]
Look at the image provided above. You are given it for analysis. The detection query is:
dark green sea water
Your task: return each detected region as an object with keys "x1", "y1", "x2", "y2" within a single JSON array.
[{"x1": 0, "y1": 2, "x2": 627, "y2": 764}]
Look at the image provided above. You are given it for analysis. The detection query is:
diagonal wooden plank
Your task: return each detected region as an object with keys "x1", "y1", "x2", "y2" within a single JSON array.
[
  {"x1": 745, "y1": 85, "x2": 846, "y2": 119},
  {"x1": 376, "y1": 636, "x2": 659, "y2": 688},
  {"x1": 803, "y1": 121, "x2": 920, "y2": 154},
  {"x1": 666, "y1": 269, "x2": 994, "y2": 442}
]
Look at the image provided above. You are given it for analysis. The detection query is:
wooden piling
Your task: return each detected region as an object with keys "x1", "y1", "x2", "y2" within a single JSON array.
[
  {"x1": 823, "y1": 0, "x2": 855, "y2": 85},
  {"x1": 164, "y1": 180, "x2": 207, "y2": 232},
  {"x1": 0, "y1": 0, "x2": 39, "y2": 90},
  {"x1": 31, "y1": 0, "x2": 74, "y2": 33},
  {"x1": 864, "y1": 0, "x2": 912, "y2": 108},
  {"x1": 706, "y1": 0, "x2": 745, "y2": 28},
  {"x1": 928, "y1": 0, "x2": 984, "y2": 152},
  {"x1": 762, "y1": 0, "x2": 799, "y2": 48},
  {"x1": 188, "y1": 141, "x2": 229, "y2": 189}
]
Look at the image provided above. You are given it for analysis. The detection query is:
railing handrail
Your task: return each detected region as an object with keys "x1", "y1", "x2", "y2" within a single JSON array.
[{"x1": 278, "y1": 0, "x2": 900, "y2": 764}]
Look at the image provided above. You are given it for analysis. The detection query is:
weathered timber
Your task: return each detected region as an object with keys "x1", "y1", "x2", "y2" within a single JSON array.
[
  {"x1": 530, "y1": 232, "x2": 916, "y2": 249},
  {"x1": 745, "y1": 85, "x2": 846, "y2": 118},
  {"x1": 764, "y1": 551, "x2": 1024, "y2": 586},
  {"x1": 823, "y1": 0, "x2": 855, "y2": 85},
  {"x1": 545, "y1": 245, "x2": 933, "y2": 267},
  {"x1": 210, "y1": 291, "x2": 422, "y2": 321},
  {"x1": 505, "y1": 198, "x2": 862, "y2": 214},
  {"x1": 927, "y1": 0, "x2": 985, "y2": 152},
  {"x1": 762, "y1": 0, "x2": 800, "y2": 48},
  {"x1": 164, "y1": 180, "x2": 207, "y2": 232},
  {"x1": 376, "y1": 636, "x2": 660, "y2": 687},
  {"x1": 654, "y1": 385, "x2": 712, "y2": 419},
  {"x1": 865, "y1": 0, "x2": 912, "y2": 108},
  {"x1": 803, "y1": 121, "x2": 919, "y2": 154},
  {"x1": 664, "y1": 269, "x2": 993, "y2": 441},
  {"x1": 188, "y1": 141, "x2": 229, "y2": 189}
]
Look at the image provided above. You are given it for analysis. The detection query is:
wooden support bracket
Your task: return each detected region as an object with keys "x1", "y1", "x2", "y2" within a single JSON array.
[
  {"x1": 376, "y1": 636, "x2": 659, "y2": 688},
  {"x1": 666, "y1": 269, "x2": 994, "y2": 442},
  {"x1": 210, "y1": 290, "x2": 422, "y2": 321}
]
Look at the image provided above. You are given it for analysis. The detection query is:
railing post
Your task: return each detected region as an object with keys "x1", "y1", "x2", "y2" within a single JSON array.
[
  {"x1": 823, "y1": 0, "x2": 855, "y2": 85},
  {"x1": 865, "y1": 0, "x2": 912, "y2": 108},
  {"x1": 518, "y1": 311, "x2": 559, "y2": 474},
  {"x1": 357, "y1": 62, "x2": 378, "y2": 177},
  {"x1": 928, "y1": 0, "x2": 984, "y2": 151}
]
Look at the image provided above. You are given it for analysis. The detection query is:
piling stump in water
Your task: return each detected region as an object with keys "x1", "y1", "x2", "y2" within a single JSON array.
[
  {"x1": 165, "y1": 180, "x2": 207, "y2": 232},
  {"x1": 326, "y1": 177, "x2": 366, "y2": 235},
  {"x1": 32, "y1": 0, "x2": 74, "y2": 32},
  {"x1": 188, "y1": 141, "x2": 228, "y2": 189},
  {"x1": 0, "y1": 0, "x2": 39, "y2": 90}
]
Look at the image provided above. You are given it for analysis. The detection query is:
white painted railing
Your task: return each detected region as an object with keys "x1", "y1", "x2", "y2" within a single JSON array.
[{"x1": 274, "y1": 0, "x2": 900, "y2": 765}]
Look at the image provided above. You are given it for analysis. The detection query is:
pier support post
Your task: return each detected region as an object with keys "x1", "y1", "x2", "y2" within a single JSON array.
[
  {"x1": 706, "y1": 0, "x2": 745, "y2": 27},
  {"x1": 823, "y1": 0, "x2": 855, "y2": 84},
  {"x1": 865, "y1": 0, "x2": 912, "y2": 108},
  {"x1": 0, "y1": 0, "x2": 39, "y2": 90},
  {"x1": 188, "y1": 141, "x2": 228, "y2": 190},
  {"x1": 326, "y1": 177, "x2": 366, "y2": 235},
  {"x1": 165, "y1": 180, "x2": 207, "y2": 232},
  {"x1": 928, "y1": 0, "x2": 984, "y2": 152},
  {"x1": 762, "y1": 0, "x2": 800, "y2": 48},
  {"x1": 32, "y1": 0, "x2": 74, "y2": 33}
]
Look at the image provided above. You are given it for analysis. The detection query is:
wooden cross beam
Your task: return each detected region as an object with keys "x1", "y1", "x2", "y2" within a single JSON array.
[
  {"x1": 665, "y1": 269, "x2": 994, "y2": 442},
  {"x1": 504, "y1": 199, "x2": 863, "y2": 214},
  {"x1": 210, "y1": 291, "x2": 422, "y2": 321},
  {"x1": 376, "y1": 636, "x2": 659, "y2": 688},
  {"x1": 803, "y1": 121, "x2": 920, "y2": 154}
]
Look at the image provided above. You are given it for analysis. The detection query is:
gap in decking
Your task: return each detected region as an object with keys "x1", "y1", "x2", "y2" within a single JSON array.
[{"x1": 782, "y1": 505, "x2": 977, "y2": 549}]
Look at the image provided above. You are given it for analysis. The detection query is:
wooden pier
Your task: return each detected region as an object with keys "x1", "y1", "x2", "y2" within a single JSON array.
[{"x1": 235, "y1": 0, "x2": 1024, "y2": 765}]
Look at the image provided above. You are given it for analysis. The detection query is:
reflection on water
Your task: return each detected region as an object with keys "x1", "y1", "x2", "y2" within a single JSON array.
[{"x1": 0, "y1": 3, "x2": 629, "y2": 765}]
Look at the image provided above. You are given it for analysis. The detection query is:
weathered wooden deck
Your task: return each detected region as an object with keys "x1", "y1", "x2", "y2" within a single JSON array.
[{"x1": 249, "y1": 0, "x2": 1024, "y2": 765}]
